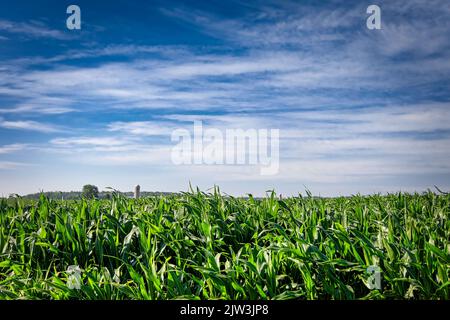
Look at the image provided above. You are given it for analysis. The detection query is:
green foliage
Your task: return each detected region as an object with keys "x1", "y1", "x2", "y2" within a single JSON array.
[
  {"x1": 0, "y1": 189, "x2": 448, "y2": 300},
  {"x1": 18, "y1": 190, "x2": 175, "y2": 201},
  {"x1": 81, "y1": 185, "x2": 99, "y2": 199}
]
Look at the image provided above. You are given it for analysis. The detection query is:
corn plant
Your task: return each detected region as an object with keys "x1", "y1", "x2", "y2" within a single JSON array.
[{"x1": 0, "y1": 189, "x2": 448, "y2": 300}]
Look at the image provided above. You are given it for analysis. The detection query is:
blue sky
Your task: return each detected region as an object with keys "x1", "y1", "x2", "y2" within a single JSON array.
[{"x1": 1, "y1": 0, "x2": 449, "y2": 196}]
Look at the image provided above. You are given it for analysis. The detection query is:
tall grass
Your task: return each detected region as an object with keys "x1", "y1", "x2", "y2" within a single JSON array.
[{"x1": 0, "y1": 189, "x2": 448, "y2": 299}]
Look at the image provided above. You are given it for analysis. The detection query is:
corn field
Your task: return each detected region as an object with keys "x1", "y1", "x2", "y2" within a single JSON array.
[{"x1": 0, "y1": 189, "x2": 449, "y2": 300}]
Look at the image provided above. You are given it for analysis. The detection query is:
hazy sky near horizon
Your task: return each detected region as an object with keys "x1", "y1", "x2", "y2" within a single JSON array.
[{"x1": 1, "y1": 0, "x2": 450, "y2": 197}]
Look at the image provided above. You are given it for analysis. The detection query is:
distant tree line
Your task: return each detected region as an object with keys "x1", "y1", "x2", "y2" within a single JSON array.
[{"x1": 10, "y1": 184, "x2": 175, "y2": 200}]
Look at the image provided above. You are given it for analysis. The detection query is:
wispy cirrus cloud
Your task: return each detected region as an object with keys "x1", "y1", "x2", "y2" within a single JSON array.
[
  {"x1": 0, "y1": 118, "x2": 60, "y2": 133},
  {"x1": 0, "y1": 143, "x2": 27, "y2": 154},
  {"x1": 0, "y1": 161, "x2": 29, "y2": 170},
  {"x1": 0, "y1": 19, "x2": 70, "y2": 40},
  {"x1": 51, "y1": 136, "x2": 135, "y2": 147},
  {"x1": 1, "y1": 0, "x2": 449, "y2": 195},
  {"x1": 108, "y1": 121, "x2": 178, "y2": 136}
]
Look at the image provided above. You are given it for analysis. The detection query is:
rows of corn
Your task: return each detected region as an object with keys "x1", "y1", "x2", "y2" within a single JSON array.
[{"x1": 0, "y1": 189, "x2": 449, "y2": 299}]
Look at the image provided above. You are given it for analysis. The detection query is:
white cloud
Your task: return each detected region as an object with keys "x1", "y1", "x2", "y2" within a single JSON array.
[
  {"x1": 0, "y1": 19, "x2": 70, "y2": 40},
  {"x1": 0, "y1": 143, "x2": 27, "y2": 154},
  {"x1": 51, "y1": 136, "x2": 133, "y2": 147},
  {"x1": 0, "y1": 118, "x2": 59, "y2": 133},
  {"x1": 108, "y1": 121, "x2": 177, "y2": 136},
  {"x1": 0, "y1": 161, "x2": 27, "y2": 170},
  {"x1": 1, "y1": 0, "x2": 449, "y2": 195}
]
